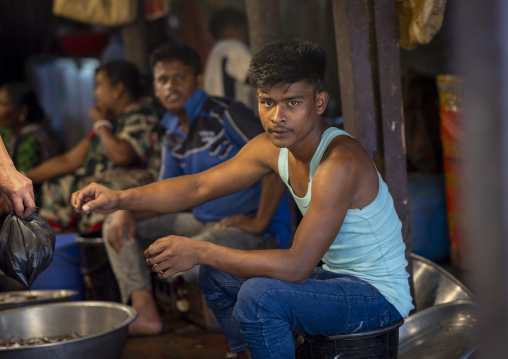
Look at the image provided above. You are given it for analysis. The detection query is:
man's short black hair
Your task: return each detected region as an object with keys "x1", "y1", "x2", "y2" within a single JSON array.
[
  {"x1": 149, "y1": 43, "x2": 202, "y2": 75},
  {"x1": 209, "y1": 7, "x2": 248, "y2": 39},
  {"x1": 247, "y1": 40, "x2": 327, "y2": 93}
]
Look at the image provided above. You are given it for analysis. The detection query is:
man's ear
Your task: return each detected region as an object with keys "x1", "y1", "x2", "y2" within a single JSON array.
[
  {"x1": 197, "y1": 73, "x2": 204, "y2": 89},
  {"x1": 315, "y1": 90, "x2": 329, "y2": 115}
]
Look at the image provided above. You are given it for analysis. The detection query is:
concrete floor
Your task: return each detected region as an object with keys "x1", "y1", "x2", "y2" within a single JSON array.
[
  {"x1": 121, "y1": 317, "x2": 230, "y2": 359},
  {"x1": 120, "y1": 278, "x2": 231, "y2": 359}
]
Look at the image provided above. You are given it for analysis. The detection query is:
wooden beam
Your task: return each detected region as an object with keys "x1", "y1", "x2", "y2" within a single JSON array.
[
  {"x1": 333, "y1": 0, "x2": 413, "y2": 308},
  {"x1": 371, "y1": 0, "x2": 411, "y2": 265},
  {"x1": 456, "y1": 0, "x2": 508, "y2": 356},
  {"x1": 245, "y1": 0, "x2": 282, "y2": 53},
  {"x1": 332, "y1": 0, "x2": 379, "y2": 160},
  {"x1": 122, "y1": 0, "x2": 149, "y2": 74}
]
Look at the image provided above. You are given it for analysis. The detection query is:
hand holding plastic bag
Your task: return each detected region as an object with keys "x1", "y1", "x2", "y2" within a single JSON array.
[{"x1": 0, "y1": 212, "x2": 56, "y2": 288}]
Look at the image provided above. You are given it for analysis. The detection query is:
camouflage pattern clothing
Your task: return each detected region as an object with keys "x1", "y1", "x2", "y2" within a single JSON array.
[
  {"x1": 0, "y1": 124, "x2": 54, "y2": 173},
  {"x1": 0, "y1": 124, "x2": 55, "y2": 203},
  {"x1": 39, "y1": 103, "x2": 162, "y2": 234}
]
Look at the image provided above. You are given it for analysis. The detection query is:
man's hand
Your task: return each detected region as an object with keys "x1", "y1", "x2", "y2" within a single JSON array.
[
  {"x1": 0, "y1": 167, "x2": 35, "y2": 218},
  {"x1": 105, "y1": 210, "x2": 136, "y2": 253},
  {"x1": 216, "y1": 214, "x2": 265, "y2": 235},
  {"x1": 144, "y1": 236, "x2": 199, "y2": 279},
  {"x1": 71, "y1": 182, "x2": 121, "y2": 215}
]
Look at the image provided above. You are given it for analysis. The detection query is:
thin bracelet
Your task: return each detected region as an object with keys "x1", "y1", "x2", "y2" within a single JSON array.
[{"x1": 93, "y1": 119, "x2": 113, "y2": 132}]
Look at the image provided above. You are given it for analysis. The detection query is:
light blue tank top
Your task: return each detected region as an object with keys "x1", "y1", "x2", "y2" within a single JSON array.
[{"x1": 278, "y1": 127, "x2": 414, "y2": 317}]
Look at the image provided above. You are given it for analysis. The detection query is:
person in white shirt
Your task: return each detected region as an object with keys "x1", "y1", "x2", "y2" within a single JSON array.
[{"x1": 203, "y1": 7, "x2": 257, "y2": 112}]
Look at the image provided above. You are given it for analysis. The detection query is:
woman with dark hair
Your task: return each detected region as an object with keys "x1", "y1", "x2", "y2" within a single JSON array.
[
  {"x1": 26, "y1": 60, "x2": 162, "y2": 233},
  {"x1": 0, "y1": 82, "x2": 54, "y2": 175},
  {"x1": 0, "y1": 82, "x2": 54, "y2": 221}
]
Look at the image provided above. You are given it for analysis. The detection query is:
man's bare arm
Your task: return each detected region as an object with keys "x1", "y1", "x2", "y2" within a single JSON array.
[
  {"x1": 145, "y1": 148, "x2": 361, "y2": 283},
  {"x1": 72, "y1": 134, "x2": 275, "y2": 215},
  {"x1": 0, "y1": 136, "x2": 35, "y2": 217},
  {"x1": 26, "y1": 137, "x2": 90, "y2": 184}
]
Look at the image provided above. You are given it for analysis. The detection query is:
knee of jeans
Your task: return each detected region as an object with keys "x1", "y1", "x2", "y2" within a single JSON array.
[{"x1": 235, "y1": 277, "x2": 280, "y2": 323}]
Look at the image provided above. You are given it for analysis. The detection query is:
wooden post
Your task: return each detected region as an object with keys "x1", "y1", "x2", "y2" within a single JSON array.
[
  {"x1": 456, "y1": 0, "x2": 508, "y2": 356},
  {"x1": 333, "y1": 0, "x2": 413, "y2": 307},
  {"x1": 245, "y1": 0, "x2": 282, "y2": 53},
  {"x1": 332, "y1": 0, "x2": 379, "y2": 160},
  {"x1": 371, "y1": 0, "x2": 411, "y2": 274},
  {"x1": 122, "y1": 0, "x2": 149, "y2": 74}
]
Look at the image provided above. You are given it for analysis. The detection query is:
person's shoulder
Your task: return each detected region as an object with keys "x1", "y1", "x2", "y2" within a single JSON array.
[
  {"x1": 213, "y1": 39, "x2": 250, "y2": 52},
  {"x1": 208, "y1": 96, "x2": 257, "y2": 118},
  {"x1": 320, "y1": 133, "x2": 373, "y2": 175},
  {"x1": 242, "y1": 132, "x2": 280, "y2": 163},
  {"x1": 128, "y1": 102, "x2": 157, "y2": 116},
  {"x1": 327, "y1": 132, "x2": 365, "y2": 157},
  {"x1": 18, "y1": 123, "x2": 50, "y2": 138}
]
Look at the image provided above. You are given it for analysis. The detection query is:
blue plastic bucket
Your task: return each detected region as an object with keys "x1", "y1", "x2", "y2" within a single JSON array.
[
  {"x1": 31, "y1": 233, "x2": 85, "y2": 300},
  {"x1": 408, "y1": 173, "x2": 450, "y2": 263}
]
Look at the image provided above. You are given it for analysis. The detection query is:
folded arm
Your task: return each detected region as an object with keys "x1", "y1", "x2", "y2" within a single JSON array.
[{"x1": 217, "y1": 171, "x2": 286, "y2": 235}]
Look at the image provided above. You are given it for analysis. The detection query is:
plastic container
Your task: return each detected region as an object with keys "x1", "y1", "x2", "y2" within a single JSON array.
[
  {"x1": 408, "y1": 173, "x2": 450, "y2": 263},
  {"x1": 31, "y1": 233, "x2": 85, "y2": 300},
  {"x1": 295, "y1": 319, "x2": 404, "y2": 359},
  {"x1": 437, "y1": 74, "x2": 466, "y2": 268}
]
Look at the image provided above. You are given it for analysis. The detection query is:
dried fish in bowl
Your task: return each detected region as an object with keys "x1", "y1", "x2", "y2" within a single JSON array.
[{"x1": 0, "y1": 333, "x2": 81, "y2": 349}]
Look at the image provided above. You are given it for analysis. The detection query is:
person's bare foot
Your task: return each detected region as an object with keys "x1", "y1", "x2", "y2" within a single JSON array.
[{"x1": 128, "y1": 289, "x2": 163, "y2": 336}]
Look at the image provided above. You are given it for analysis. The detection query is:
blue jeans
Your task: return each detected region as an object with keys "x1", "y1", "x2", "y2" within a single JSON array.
[{"x1": 198, "y1": 265, "x2": 402, "y2": 359}]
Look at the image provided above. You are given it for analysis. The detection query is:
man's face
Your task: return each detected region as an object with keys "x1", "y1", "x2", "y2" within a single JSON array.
[
  {"x1": 153, "y1": 60, "x2": 202, "y2": 113},
  {"x1": 257, "y1": 81, "x2": 328, "y2": 149},
  {"x1": 93, "y1": 70, "x2": 119, "y2": 113}
]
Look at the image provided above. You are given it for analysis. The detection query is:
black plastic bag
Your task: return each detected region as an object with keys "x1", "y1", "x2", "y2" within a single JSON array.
[{"x1": 0, "y1": 211, "x2": 56, "y2": 288}]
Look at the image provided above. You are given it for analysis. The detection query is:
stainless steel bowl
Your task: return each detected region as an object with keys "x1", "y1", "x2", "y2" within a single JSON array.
[
  {"x1": 0, "y1": 301, "x2": 137, "y2": 359},
  {"x1": 399, "y1": 301, "x2": 477, "y2": 359},
  {"x1": 411, "y1": 254, "x2": 475, "y2": 311},
  {"x1": 0, "y1": 290, "x2": 78, "y2": 311}
]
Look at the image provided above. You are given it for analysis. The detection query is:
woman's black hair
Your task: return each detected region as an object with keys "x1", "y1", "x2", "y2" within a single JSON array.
[
  {"x1": 1, "y1": 82, "x2": 45, "y2": 123},
  {"x1": 247, "y1": 40, "x2": 328, "y2": 93},
  {"x1": 149, "y1": 43, "x2": 202, "y2": 75},
  {"x1": 96, "y1": 60, "x2": 148, "y2": 100}
]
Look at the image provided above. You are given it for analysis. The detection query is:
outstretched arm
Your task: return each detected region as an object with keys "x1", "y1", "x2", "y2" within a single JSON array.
[
  {"x1": 145, "y1": 152, "x2": 356, "y2": 283},
  {"x1": 26, "y1": 137, "x2": 90, "y2": 184},
  {"x1": 0, "y1": 136, "x2": 35, "y2": 217},
  {"x1": 72, "y1": 134, "x2": 274, "y2": 215},
  {"x1": 144, "y1": 136, "x2": 380, "y2": 283}
]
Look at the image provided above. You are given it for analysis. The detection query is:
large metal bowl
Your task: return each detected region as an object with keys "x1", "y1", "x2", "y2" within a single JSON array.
[
  {"x1": 0, "y1": 301, "x2": 137, "y2": 359},
  {"x1": 0, "y1": 290, "x2": 78, "y2": 311},
  {"x1": 411, "y1": 254, "x2": 475, "y2": 311},
  {"x1": 399, "y1": 301, "x2": 477, "y2": 359}
]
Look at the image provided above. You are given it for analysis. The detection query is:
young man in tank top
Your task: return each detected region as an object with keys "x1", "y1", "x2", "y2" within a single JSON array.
[{"x1": 71, "y1": 40, "x2": 414, "y2": 359}]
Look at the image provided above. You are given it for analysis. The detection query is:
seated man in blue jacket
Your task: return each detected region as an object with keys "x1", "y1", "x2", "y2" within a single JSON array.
[{"x1": 102, "y1": 43, "x2": 290, "y2": 336}]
